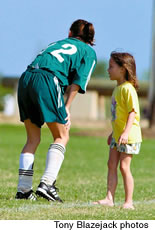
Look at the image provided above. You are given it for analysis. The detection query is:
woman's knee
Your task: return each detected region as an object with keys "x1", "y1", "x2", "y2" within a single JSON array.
[
  {"x1": 47, "y1": 122, "x2": 70, "y2": 145},
  {"x1": 65, "y1": 132, "x2": 70, "y2": 143},
  {"x1": 59, "y1": 132, "x2": 70, "y2": 145}
]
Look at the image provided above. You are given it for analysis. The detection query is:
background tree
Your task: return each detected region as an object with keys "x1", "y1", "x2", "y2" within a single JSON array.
[{"x1": 92, "y1": 60, "x2": 109, "y2": 78}]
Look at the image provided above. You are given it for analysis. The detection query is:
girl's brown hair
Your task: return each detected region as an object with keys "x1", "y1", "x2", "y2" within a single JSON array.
[
  {"x1": 111, "y1": 51, "x2": 139, "y2": 91},
  {"x1": 69, "y1": 19, "x2": 95, "y2": 46}
]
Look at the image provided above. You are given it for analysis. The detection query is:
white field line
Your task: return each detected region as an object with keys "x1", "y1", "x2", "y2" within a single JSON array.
[{"x1": 0, "y1": 200, "x2": 155, "y2": 213}]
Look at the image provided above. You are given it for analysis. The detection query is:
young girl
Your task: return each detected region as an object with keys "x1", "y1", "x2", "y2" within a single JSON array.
[
  {"x1": 94, "y1": 52, "x2": 142, "y2": 209},
  {"x1": 15, "y1": 19, "x2": 97, "y2": 201}
]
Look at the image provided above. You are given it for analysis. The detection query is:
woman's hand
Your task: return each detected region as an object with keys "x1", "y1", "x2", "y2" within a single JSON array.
[{"x1": 65, "y1": 106, "x2": 71, "y2": 130}]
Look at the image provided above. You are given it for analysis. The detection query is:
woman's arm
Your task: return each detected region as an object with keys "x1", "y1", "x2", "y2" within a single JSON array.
[{"x1": 64, "y1": 84, "x2": 80, "y2": 129}]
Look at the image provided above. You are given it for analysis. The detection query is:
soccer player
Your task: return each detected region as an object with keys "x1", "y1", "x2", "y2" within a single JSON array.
[
  {"x1": 15, "y1": 19, "x2": 97, "y2": 201},
  {"x1": 93, "y1": 52, "x2": 142, "y2": 209}
]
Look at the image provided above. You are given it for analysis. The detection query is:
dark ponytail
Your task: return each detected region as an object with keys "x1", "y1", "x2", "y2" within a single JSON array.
[{"x1": 69, "y1": 19, "x2": 95, "y2": 46}]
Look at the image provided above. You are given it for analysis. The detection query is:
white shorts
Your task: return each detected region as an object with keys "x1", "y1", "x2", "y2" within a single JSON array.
[{"x1": 110, "y1": 138, "x2": 141, "y2": 154}]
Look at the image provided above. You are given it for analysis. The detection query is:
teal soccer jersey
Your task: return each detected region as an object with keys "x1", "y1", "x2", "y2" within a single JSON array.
[
  {"x1": 18, "y1": 37, "x2": 97, "y2": 127},
  {"x1": 29, "y1": 38, "x2": 97, "y2": 94}
]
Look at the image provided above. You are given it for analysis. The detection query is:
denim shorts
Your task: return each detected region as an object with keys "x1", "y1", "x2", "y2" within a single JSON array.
[{"x1": 110, "y1": 138, "x2": 141, "y2": 154}]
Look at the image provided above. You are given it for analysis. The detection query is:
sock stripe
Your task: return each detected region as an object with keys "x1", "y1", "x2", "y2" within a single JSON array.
[
  {"x1": 19, "y1": 169, "x2": 33, "y2": 176},
  {"x1": 19, "y1": 169, "x2": 33, "y2": 173},
  {"x1": 49, "y1": 144, "x2": 65, "y2": 155},
  {"x1": 19, "y1": 173, "x2": 33, "y2": 176}
]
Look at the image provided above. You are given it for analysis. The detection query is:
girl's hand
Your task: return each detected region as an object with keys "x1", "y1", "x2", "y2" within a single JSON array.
[
  {"x1": 118, "y1": 111, "x2": 135, "y2": 145},
  {"x1": 118, "y1": 132, "x2": 128, "y2": 145},
  {"x1": 65, "y1": 107, "x2": 71, "y2": 130},
  {"x1": 107, "y1": 133, "x2": 112, "y2": 145}
]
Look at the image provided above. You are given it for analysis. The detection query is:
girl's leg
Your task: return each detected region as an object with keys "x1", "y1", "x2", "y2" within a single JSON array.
[
  {"x1": 120, "y1": 153, "x2": 134, "y2": 209},
  {"x1": 94, "y1": 148, "x2": 120, "y2": 206},
  {"x1": 106, "y1": 148, "x2": 120, "y2": 204},
  {"x1": 16, "y1": 119, "x2": 41, "y2": 196}
]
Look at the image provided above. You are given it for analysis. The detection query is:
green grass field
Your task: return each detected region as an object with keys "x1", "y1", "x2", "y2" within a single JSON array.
[{"x1": 0, "y1": 124, "x2": 155, "y2": 220}]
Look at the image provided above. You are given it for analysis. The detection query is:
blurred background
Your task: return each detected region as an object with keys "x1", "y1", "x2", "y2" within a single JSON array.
[{"x1": 0, "y1": 0, "x2": 155, "y2": 136}]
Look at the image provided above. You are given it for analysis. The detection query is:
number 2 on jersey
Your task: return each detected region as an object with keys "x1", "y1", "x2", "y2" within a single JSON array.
[{"x1": 50, "y1": 44, "x2": 77, "y2": 63}]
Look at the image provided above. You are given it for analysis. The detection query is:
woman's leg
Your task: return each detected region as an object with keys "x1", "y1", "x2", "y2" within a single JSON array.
[
  {"x1": 36, "y1": 122, "x2": 69, "y2": 202},
  {"x1": 120, "y1": 153, "x2": 134, "y2": 209},
  {"x1": 16, "y1": 119, "x2": 41, "y2": 197},
  {"x1": 47, "y1": 121, "x2": 69, "y2": 146},
  {"x1": 94, "y1": 148, "x2": 120, "y2": 206},
  {"x1": 22, "y1": 119, "x2": 41, "y2": 153},
  {"x1": 40, "y1": 122, "x2": 69, "y2": 185}
]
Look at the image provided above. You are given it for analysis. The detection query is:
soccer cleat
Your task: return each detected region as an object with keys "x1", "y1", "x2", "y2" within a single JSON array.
[
  {"x1": 36, "y1": 181, "x2": 63, "y2": 202},
  {"x1": 15, "y1": 190, "x2": 37, "y2": 200}
]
